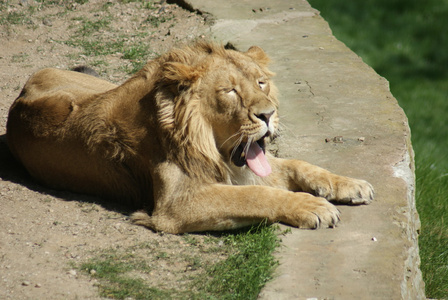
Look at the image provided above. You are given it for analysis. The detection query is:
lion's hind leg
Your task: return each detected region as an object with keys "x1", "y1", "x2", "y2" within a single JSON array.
[
  {"x1": 8, "y1": 93, "x2": 76, "y2": 139},
  {"x1": 6, "y1": 92, "x2": 83, "y2": 190}
]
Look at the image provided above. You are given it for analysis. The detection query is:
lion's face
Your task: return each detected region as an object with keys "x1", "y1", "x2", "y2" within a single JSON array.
[
  {"x1": 198, "y1": 47, "x2": 279, "y2": 177},
  {"x1": 159, "y1": 44, "x2": 279, "y2": 178}
]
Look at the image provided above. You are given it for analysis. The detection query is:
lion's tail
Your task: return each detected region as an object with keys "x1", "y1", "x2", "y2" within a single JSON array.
[
  {"x1": 130, "y1": 211, "x2": 154, "y2": 228},
  {"x1": 71, "y1": 66, "x2": 99, "y2": 77},
  {"x1": 131, "y1": 211, "x2": 183, "y2": 234}
]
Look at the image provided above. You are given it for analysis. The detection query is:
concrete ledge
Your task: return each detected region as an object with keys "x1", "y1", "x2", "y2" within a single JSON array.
[{"x1": 186, "y1": 0, "x2": 425, "y2": 299}]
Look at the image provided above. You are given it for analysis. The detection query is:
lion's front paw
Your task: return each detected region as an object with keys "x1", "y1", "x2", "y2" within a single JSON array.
[
  {"x1": 282, "y1": 194, "x2": 340, "y2": 229},
  {"x1": 315, "y1": 177, "x2": 374, "y2": 205}
]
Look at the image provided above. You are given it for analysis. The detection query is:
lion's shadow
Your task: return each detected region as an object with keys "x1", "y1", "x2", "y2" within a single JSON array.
[{"x1": 0, "y1": 134, "x2": 134, "y2": 216}]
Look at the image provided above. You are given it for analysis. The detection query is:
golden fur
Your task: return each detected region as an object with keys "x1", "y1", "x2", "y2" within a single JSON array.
[{"x1": 6, "y1": 42, "x2": 373, "y2": 233}]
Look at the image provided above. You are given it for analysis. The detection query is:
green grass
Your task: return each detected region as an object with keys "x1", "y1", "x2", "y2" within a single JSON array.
[
  {"x1": 0, "y1": 4, "x2": 35, "y2": 25},
  {"x1": 81, "y1": 252, "x2": 171, "y2": 299},
  {"x1": 195, "y1": 224, "x2": 280, "y2": 299},
  {"x1": 308, "y1": 0, "x2": 448, "y2": 298},
  {"x1": 76, "y1": 17, "x2": 112, "y2": 36},
  {"x1": 145, "y1": 14, "x2": 173, "y2": 28},
  {"x1": 63, "y1": 6, "x2": 156, "y2": 74},
  {"x1": 79, "y1": 224, "x2": 280, "y2": 299}
]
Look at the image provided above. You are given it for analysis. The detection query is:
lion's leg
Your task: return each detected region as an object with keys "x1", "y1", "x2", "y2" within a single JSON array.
[
  {"x1": 7, "y1": 94, "x2": 114, "y2": 196},
  {"x1": 131, "y1": 184, "x2": 340, "y2": 234},
  {"x1": 266, "y1": 157, "x2": 374, "y2": 205},
  {"x1": 7, "y1": 94, "x2": 75, "y2": 164}
]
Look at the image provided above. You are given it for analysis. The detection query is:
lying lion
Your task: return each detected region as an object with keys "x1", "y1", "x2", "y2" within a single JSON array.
[{"x1": 6, "y1": 42, "x2": 373, "y2": 233}]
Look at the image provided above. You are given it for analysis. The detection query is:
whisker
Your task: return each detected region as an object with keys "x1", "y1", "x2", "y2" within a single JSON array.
[
  {"x1": 277, "y1": 120, "x2": 297, "y2": 138},
  {"x1": 219, "y1": 130, "x2": 242, "y2": 150},
  {"x1": 230, "y1": 134, "x2": 245, "y2": 159},
  {"x1": 243, "y1": 136, "x2": 253, "y2": 156}
]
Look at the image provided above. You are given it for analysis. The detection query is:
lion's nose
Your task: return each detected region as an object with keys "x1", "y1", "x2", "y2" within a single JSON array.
[{"x1": 255, "y1": 110, "x2": 275, "y2": 126}]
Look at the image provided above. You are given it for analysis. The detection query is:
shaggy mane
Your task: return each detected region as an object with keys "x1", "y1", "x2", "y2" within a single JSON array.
[{"x1": 154, "y1": 42, "x2": 231, "y2": 182}]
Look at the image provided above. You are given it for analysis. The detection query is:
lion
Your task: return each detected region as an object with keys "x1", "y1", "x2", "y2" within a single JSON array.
[{"x1": 6, "y1": 42, "x2": 373, "y2": 234}]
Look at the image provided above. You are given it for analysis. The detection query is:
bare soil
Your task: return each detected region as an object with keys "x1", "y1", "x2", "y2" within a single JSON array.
[{"x1": 0, "y1": 1, "x2": 221, "y2": 299}]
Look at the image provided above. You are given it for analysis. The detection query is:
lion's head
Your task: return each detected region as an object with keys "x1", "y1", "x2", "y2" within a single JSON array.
[{"x1": 150, "y1": 42, "x2": 279, "y2": 181}]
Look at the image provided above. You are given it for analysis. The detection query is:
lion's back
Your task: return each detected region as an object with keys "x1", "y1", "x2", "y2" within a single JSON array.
[
  {"x1": 18, "y1": 68, "x2": 116, "y2": 101},
  {"x1": 5, "y1": 68, "x2": 133, "y2": 200}
]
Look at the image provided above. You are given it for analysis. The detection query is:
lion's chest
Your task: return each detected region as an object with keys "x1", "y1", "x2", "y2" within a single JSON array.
[{"x1": 229, "y1": 165, "x2": 261, "y2": 186}]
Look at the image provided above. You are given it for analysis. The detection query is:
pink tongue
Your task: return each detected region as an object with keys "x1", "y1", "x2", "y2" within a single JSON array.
[{"x1": 246, "y1": 142, "x2": 272, "y2": 177}]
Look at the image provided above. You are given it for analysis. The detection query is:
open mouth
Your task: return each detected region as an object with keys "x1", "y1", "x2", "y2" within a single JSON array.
[{"x1": 231, "y1": 138, "x2": 272, "y2": 177}]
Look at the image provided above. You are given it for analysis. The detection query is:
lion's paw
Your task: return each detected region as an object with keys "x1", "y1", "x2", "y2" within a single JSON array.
[
  {"x1": 283, "y1": 194, "x2": 340, "y2": 229},
  {"x1": 315, "y1": 177, "x2": 374, "y2": 205}
]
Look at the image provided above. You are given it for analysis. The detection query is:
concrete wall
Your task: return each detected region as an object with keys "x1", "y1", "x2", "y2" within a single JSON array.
[{"x1": 185, "y1": 0, "x2": 425, "y2": 299}]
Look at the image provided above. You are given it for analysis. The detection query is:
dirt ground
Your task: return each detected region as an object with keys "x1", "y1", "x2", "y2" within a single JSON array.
[{"x1": 0, "y1": 1, "x2": 221, "y2": 298}]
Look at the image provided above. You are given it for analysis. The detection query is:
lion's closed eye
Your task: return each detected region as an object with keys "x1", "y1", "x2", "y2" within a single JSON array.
[{"x1": 227, "y1": 88, "x2": 237, "y2": 97}]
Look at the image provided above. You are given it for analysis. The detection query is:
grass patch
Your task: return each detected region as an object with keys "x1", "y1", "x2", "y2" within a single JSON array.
[
  {"x1": 11, "y1": 53, "x2": 29, "y2": 63},
  {"x1": 76, "y1": 17, "x2": 112, "y2": 36},
  {"x1": 63, "y1": 6, "x2": 156, "y2": 74},
  {"x1": 415, "y1": 157, "x2": 448, "y2": 298},
  {"x1": 81, "y1": 251, "x2": 171, "y2": 299},
  {"x1": 308, "y1": 0, "x2": 448, "y2": 297},
  {"x1": 65, "y1": 32, "x2": 154, "y2": 74},
  {"x1": 0, "y1": 10, "x2": 28, "y2": 25},
  {"x1": 79, "y1": 223, "x2": 280, "y2": 299},
  {"x1": 0, "y1": 0, "x2": 174, "y2": 74},
  {"x1": 0, "y1": 5, "x2": 34, "y2": 26},
  {"x1": 80, "y1": 248, "x2": 179, "y2": 299},
  {"x1": 195, "y1": 224, "x2": 280, "y2": 299},
  {"x1": 145, "y1": 14, "x2": 173, "y2": 28}
]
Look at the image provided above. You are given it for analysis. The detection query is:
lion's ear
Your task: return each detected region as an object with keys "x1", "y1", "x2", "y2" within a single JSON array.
[
  {"x1": 245, "y1": 46, "x2": 270, "y2": 66},
  {"x1": 162, "y1": 62, "x2": 203, "y2": 86}
]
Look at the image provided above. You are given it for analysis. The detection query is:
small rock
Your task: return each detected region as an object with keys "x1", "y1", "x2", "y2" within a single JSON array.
[
  {"x1": 22, "y1": 281, "x2": 31, "y2": 286},
  {"x1": 333, "y1": 136, "x2": 343, "y2": 143},
  {"x1": 35, "y1": 283, "x2": 42, "y2": 288},
  {"x1": 67, "y1": 270, "x2": 77, "y2": 276},
  {"x1": 325, "y1": 136, "x2": 344, "y2": 143},
  {"x1": 42, "y1": 19, "x2": 52, "y2": 26},
  {"x1": 372, "y1": 237, "x2": 378, "y2": 242},
  {"x1": 90, "y1": 269, "x2": 97, "y2": 275}
]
